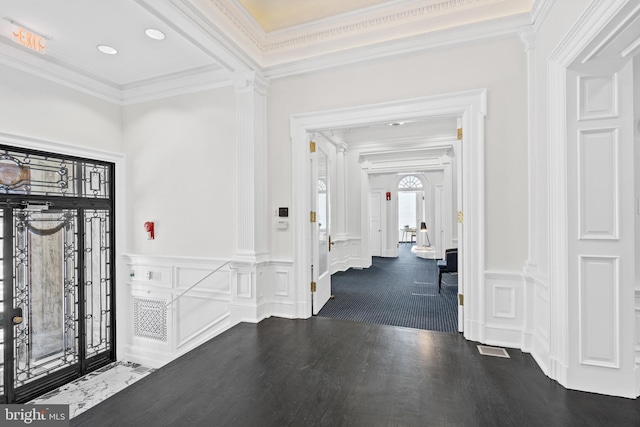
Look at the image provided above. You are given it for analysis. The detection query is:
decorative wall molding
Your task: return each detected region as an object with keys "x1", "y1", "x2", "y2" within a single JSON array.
[
  {"x1": 519, "y1": 25, "x2": 538, "y2": 274},
  {"x1": 330, "y1": 237, "x2": 365, "y2": 274},
  {"x1": 262, "y1": 0, "x2": 490, "y2": 52},
  {"x1": 208, "y1": 0, "x2": 264, "y2": 53},
  {"x1": 264, "y1": 13, "x2": 531, "y2": 78},
  {"x1": 123, "y1": 255, "x2": 234, "y2": 367},
  {"x1": 121, "y1": 255, "x2": 298, "y2": 366},
  {"x1": 530, "y1": 0, "x2": 555, "y2": 33},
  {"x1": 483, "y1": 271, "x2": 525, "y2": 348}
]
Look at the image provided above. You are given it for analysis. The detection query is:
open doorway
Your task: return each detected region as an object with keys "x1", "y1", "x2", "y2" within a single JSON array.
[
  {"x1": 398, "y1": 175, "x2": 423, "y2": 245},
  {"x1": 291, "y1": 90, "x2": 486, "y2": 337}
]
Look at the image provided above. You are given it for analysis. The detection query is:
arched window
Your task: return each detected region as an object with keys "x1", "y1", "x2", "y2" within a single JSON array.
[
  {"x1": 397, "y1": 175, "x2": 423, "y2": 242},
  {"x1": 398, "y1": 175, "x2": 422, "y2": 190}
]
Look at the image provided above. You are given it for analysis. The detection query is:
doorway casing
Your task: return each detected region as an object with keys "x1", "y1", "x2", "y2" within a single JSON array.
[{"x1": 290, "y1": 89, "x2": 487, "y2": 342}]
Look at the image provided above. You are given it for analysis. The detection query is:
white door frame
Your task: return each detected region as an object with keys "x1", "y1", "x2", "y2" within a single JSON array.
[
  {"x1": 369, "y1": 190, "x2": 383, "y2": 257},
  {"x1": 548, "y1": 0, "x2": 639, "y2": 398},
  {"x1": 290, "y1": 89, "x2": 487, "y2": 342}
]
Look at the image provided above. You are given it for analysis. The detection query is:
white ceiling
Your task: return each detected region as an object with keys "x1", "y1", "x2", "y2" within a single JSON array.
[
  {"x1": 1, "y1": 0, "x2": 219, "y2": 86},
  {"x1": 0, "y1": 0, "x2": 535, "y2": 104},
  {"x1": 331, "y1": 116, "x2": 458, "y2": 146}
]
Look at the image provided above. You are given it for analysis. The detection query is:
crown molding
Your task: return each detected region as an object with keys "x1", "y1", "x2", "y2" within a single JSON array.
[
  {"x1": 121, "y1": 67, "x2": 232, "y2": 106},
  {"x1": 263, "y1": 0, "x2": 491, "y2": 52},
  {"x1": 0, "y1": 0, "x2": 535, "y2": 104},
  {"x1": 215, "y1": 0, "x2": 532, "y2": 68},
  {"x1": 0, "y1": 37, "x2": 122, "y2": 103},
  {"x1": 530, "y1": 0, "x2": 555, "y2": 32},
  {"x1": 0, "y1": 36, "x2": 232, "y2": 105},
  {"x1": 264, "y1": 12, "x2": 531, "y2": 79}
]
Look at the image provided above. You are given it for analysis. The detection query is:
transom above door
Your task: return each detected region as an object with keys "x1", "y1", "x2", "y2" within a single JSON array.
[{"x1": 0, "y1": 144, "x2": 115, "y2": 403}]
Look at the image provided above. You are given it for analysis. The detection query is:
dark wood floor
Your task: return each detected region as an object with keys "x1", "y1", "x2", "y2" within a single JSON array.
[{"x1": 72, "y1": 317, "x2": 639, "y2": 426}]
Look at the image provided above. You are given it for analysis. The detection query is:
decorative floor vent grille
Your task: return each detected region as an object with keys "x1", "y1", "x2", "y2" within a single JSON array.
[
  {"x1": 133, "y1": 297, "x2": 167, "y2": 342},
  {"x1": 477, "y1": 345, "x2": 510, "y2": 358}
]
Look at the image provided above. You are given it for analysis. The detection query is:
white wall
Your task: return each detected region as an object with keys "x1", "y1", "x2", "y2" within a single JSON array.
[
  {"x1": 533, "y1": 0, "x2": 590, "y2": 277},
  {"x1": 123, "y1": 87, "x2": 237, "y2": 258},
  {"x1": 268, "y1": 36, "x2": 528, "y2": 271},
  {"x1": 0, "y1": 63, "x2": 122, "y2": 153}
]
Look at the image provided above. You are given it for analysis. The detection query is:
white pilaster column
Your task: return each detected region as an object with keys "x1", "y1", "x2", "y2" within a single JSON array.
[
  {"x1": 233, "y1": 71, "x2": 269, "y2": 262},
  {"x1": 519, "y1": 26, "x2": 537, "y2": 352},
  {"x1": 230, "y1": 70, "x2": 270, "y2": 325},
  {"x1": 519, "y1": 26, "x2": 538, "y2": 274}
]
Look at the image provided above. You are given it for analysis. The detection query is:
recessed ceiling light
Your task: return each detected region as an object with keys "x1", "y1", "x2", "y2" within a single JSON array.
[
  {"x1": 97, "y1": 45, "x2": 118, "y2": 55},
  {"x1": 145, "y1": 28, "x2": 165, "y2": 40}
]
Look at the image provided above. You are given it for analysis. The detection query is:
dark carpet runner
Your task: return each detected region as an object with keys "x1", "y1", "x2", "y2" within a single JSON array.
[{"x1": 317, "y1": 244, "x2": 458, "y2": 333}]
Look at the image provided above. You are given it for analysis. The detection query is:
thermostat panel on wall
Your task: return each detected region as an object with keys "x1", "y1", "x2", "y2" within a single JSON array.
[{"x1": 278, "y1": 207, "x2": 289, "y2": 217}]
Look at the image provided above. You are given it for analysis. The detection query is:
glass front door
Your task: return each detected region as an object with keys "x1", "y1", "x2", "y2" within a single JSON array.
[{"x1": 0, "y1": 145, "x2": 115, "y2": 403}]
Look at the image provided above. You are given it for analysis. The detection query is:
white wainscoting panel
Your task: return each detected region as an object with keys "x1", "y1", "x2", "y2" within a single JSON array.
[
  {"x1": 236, "y1": 270, "x2": 253, "y2": 299},
  {"x1": 123, "y1": 255, "x2": 234, "y2": 368},
  {"x1": 330, "y1": 239, "x2": 350, "y2": 273},
  {"x1": 330, "y1": 237, "x2": 366, "y2": 272},
  {"x1": 275, "y1": 270, "x2": 290, "y2": 297},
  {"x1": 176, "y1": 266, "x2": 230, "y2": 295},
  {"x1": 530, "y1": 273, "x2": 550, "y2": 375},
  {"x1": 578, "y1": 256, "x2": 620, "y2": 368},
  {"x1": 176, "y1": 296, "x2": 230, "y2": 349},
  {"x1": 483, "y1": 271, "x2": 525, "y2": 348},
  {"x1": 493, "y1": 286, "x2": 516, "y2": 319},
  {"x1": 262, "y1": 260, "x2": 295, "y2": 319},
  {"x1": 578, "y1": 129, "x2": 619, "y2": 239},
  {"x1": 578, "y1": 74, "x2": 618, "y2": 120}
]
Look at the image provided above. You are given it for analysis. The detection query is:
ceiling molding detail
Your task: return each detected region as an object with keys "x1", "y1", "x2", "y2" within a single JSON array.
[
  {"x1": 0, "y1": 0, "x2": 540, "y2": 104},
  {"x1": 262, "y1": 0, "x2": 488, "y2": 52},
  {"x1": 208, "y1": 0, "x2": 265, "y2": 53},
  {"x1": 264, "y1": 13, "x2": 531, "y2": 79},
  {"x1": 211, "y1": 0, "x2": 534, "y2": 69}
]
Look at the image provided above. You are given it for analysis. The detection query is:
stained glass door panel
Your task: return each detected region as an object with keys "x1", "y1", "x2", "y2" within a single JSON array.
[{"x1": 13, "y1": 209, "x2": 79, "y2": 388}]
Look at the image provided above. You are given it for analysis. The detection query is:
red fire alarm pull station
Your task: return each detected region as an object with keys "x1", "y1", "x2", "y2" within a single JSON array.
[
  {"x1": 386, "y1": 192, "x2": 391, "y2": 201},
  {"x1": 144, "y1": 222, "x2": 155, "y2": 240}
]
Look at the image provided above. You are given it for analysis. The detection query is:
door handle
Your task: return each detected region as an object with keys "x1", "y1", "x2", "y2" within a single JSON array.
[
  {"x1": 11, "y1": 307, "x2": 23, "y2": 325},
  {"x1": 329, "y1": 235, "x2": 335, "y2": 251}
]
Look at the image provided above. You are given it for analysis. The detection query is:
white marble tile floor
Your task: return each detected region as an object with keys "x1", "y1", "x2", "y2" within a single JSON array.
[{"x1": 27, "y1": 361, "x2": 155, "y2": 419}]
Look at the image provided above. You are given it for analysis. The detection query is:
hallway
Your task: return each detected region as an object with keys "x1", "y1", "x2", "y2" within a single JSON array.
[
  {"x1": 72, "y1": 317, "x2": 639, "y2": 426},
  {"x1": 318, "y1": 244, "x2": 458, "y2": 333}
]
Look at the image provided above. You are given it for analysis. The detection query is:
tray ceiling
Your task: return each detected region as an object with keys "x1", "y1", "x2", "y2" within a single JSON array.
[
  {"x1": 0, "y1": 0, "x2": 536, "y2": 104},
  {"x1": 236, "y1": 0, "x2": 392, "y2": 32}
]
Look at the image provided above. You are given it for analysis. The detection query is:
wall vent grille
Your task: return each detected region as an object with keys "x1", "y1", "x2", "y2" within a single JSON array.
[
  {"x1": 133, "y1": 297, "x2": 167, "y2": 342},
  {"x1": 477, "y1": 345, "x2": 510, "y2": 358}
]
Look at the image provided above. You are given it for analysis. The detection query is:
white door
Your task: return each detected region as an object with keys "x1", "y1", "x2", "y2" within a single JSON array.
[
  {"x1": 566, "y1": 60, "x2": 635, "y2": 395},
  {"x1": 311, "y1": 143, "x2": 331, "y2": 314},
  {"x1": 370, "y1": 192, "x2": 382, "y2": 256}
]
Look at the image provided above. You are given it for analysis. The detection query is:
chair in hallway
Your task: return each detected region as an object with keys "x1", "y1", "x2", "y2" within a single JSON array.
[
  {"x1": 401, "y1": 225, "x2": 416, "y2": 243},
  {"x1": 437, "y1": 248, "x2": 458, "y2": 293}
]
